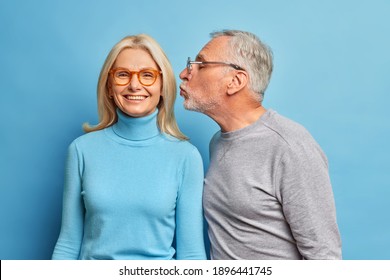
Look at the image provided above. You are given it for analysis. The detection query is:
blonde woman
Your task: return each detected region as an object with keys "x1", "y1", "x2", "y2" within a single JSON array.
[{"x1": 52, "y1": 34, "x2": 206, "y2": 260}]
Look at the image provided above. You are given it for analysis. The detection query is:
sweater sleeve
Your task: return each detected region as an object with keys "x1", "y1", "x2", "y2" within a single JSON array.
[
  {"x1": 52, "y1": 141, "x2": 85, "y2": 259},
  {"x1": 175, "y1": 147, "x2": 207, "y2": 260},
  {"x1": 275, "y1": 143, "x2": 342, "y2": 259}
]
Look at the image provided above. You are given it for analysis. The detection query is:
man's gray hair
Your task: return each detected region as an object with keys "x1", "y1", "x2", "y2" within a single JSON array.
[{"x1": 210, "y1": 30, "x2": 273, "y2": 102}]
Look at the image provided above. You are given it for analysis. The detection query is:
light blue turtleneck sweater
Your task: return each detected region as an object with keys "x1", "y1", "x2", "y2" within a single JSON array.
[{"x1": 52, "y1": 109, "x2": 206, "y2": 259}]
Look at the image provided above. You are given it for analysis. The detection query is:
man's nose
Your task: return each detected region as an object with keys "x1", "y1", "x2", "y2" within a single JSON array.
[{"x1": 179, "y1": 68, "x2": 190, "y2": 80}]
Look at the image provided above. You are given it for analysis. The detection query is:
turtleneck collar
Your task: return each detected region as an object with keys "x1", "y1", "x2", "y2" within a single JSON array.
[{"x1": 112, "y1": 109, "x2": 160, "y2": 141}]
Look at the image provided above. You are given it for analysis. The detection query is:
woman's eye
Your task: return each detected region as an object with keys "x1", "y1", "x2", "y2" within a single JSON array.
[
  {"x1": 116, "y1": 71, "x2": 129, "y2": 78},
  {"x1": 141, "y1": 71, "x2": 155, "y2": 79}
]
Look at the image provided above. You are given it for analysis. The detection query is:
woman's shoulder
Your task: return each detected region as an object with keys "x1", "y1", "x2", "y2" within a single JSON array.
[
  {"x1": 68, "y1": 129, "x2": 108, "y2": 149},
  {"x1": 161, "y1": 134, "x2": 202, "y2": 158},
  {"x1": 162, "y1": 133, "x2": 198, "y2": 148}
]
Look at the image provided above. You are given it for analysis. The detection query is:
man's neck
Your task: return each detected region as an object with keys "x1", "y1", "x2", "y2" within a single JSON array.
[{"x1": 207, "y1": 104, "x2": 266, "y2": 133}]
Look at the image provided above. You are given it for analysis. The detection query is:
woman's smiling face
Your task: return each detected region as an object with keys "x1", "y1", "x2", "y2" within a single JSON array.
[{"x1": 109, "y1": 48, "x2": 162, "y2": 118}]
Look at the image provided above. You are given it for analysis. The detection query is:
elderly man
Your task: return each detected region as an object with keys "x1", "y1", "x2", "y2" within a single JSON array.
[{"x1": 179, "y1": 29, "x2": 342, "y2": 259}]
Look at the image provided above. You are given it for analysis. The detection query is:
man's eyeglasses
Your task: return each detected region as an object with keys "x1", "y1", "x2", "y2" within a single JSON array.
[
  {"x1": 109, "y1": 68, "x2": 162, "y2": 86},
  {"x1": 186, "y1": 57, "x2": 244, "y2": 74}
]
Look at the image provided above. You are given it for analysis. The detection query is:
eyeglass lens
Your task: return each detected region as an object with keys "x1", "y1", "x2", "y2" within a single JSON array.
[{"x1": 187, "y1": 57, "x2": 192, "y2": 73}]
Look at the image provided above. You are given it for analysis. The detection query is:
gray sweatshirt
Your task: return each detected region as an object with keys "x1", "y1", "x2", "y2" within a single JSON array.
[{"x1": 203, "y1": 109, "x2": 342, "y2": 259}]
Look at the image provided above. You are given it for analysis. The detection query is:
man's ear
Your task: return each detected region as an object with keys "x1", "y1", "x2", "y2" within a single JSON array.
[{"x1": 226, "y1": 71, "x2": 249, "y2": 95}]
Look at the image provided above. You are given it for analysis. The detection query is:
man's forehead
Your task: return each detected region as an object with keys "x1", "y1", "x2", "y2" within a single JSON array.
[
  {"x1": 197, "y1": 37, "x2": 228, "y2": 60},
  {"x1": 196, "y1": 44, "x2": 213, "y2": 61}
]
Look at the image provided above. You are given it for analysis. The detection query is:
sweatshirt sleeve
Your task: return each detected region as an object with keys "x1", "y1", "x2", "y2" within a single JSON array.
[
  {"x1": 276, "y1": 143, "x2": 342, "y2": 259},
  {"x1": 52, "y1": 141, "x2": 85, "y2": 260},
  {"x1": 175, "y1": 147, "x2": 207, "y2": 260}
]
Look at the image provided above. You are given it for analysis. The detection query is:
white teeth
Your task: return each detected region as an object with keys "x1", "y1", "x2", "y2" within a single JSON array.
[{"x1": 125, "y1": 95, "x2": 146, "y2": 100}]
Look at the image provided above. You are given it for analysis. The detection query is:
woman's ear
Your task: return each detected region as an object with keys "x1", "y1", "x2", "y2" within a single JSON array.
[
  {"x1": 107, "y1": 80, "x2": 113, "y2": 98},
  {"x1": 226, "y1": 71, "x2": 249, "y2": 96}
]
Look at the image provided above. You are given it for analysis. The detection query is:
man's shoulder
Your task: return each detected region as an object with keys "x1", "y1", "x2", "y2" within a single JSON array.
[
  {"x1": 261, "y1": 109, "x2": 314, "y2": 146},
  {"x1": 262, "y1": 110, "x2": 328, "y2": 164}
]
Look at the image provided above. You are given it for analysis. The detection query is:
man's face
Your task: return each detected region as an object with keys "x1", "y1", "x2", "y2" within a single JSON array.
[{"x1": 179, "y1": 37, "x2": 231, "y2": 114}]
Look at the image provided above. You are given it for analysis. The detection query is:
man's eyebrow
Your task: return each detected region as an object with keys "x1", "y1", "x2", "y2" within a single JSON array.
[{"x1": 195, "y1": 54, "x2": 205, "y2": 61}]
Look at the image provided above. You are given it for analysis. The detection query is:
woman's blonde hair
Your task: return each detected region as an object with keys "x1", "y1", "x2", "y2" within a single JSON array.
[{"x1": 83, "y1": 34, "x2": 187, "y2": 140}]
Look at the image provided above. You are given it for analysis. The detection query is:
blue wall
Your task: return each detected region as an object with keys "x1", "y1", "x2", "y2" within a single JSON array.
[{"x1": 1, "y1": 0, "x2": 389, "y2": 259}]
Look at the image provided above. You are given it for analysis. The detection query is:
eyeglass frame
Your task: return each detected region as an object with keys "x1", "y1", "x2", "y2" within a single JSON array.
[
  {"x1": 109, "y1": 67, "x2": 162, "y2": 86},
  {"x1": 186, "y1": 57, "x2": 244, "y2": 74}
]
